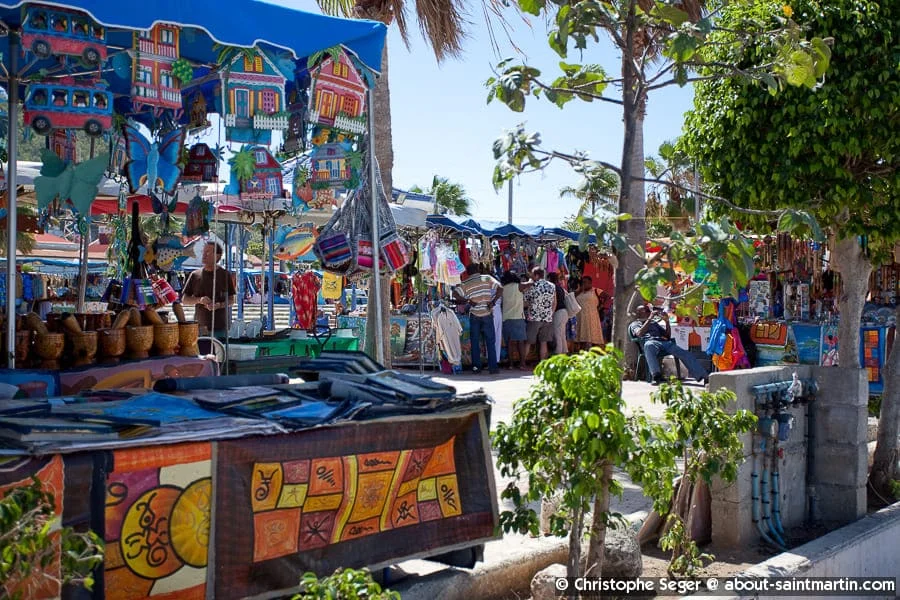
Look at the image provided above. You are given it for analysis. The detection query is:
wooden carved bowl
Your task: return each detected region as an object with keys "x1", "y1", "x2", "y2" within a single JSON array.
[
  {"x1": 34, "y1": 333, "x2": 65, "y2": 369},
  {"x1": 98, "y1": 328, "x2": 127, "y2": 363},
  {"x1": 126, "y1": 325, "x2": 154, "y2": 360},
  {"x1": 178, "y1": 322, "x2": 200, "y2": 357},
  {"x1": 70, "y1": 331, "x2": 98, "y2": 367},
  {"x1": 15, "y1": 330, "x2": 31, "y2": 365},
  {"x1": 153, "y1": 323, "x2": 180, "y2": 357}
]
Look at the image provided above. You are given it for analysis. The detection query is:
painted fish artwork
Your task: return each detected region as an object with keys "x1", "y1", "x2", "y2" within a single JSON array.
[
  {"x1": 274, "y1": 225, "x2": 318, "y2": 261},
  {"x1": 153, "y1": 235, "x2": 194, "y2": 272},
  {"x1": 123, "y1": 124, "x2": 186, "y2": 195}
]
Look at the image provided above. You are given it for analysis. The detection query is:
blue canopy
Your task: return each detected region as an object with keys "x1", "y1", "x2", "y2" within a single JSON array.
[
  {"x1": 0, "y1": 1, "x2": 387, "y2": 73},
  {"x1": 426, "y1": 215, "x2": 595, "y2": 242}
]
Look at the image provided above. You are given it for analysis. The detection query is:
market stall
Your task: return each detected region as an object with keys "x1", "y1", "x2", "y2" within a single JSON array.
[
  {"x1": 658, "y1": 234, "x2": 897, "y2": 395},
  {"x1": 338, "y1": 214, "x2": 605, "y2": 370},
  {"x1": 0, "y1": 355, "x2": 497, "y2": 600},
  {"x1": 1, "y1": 0, "x2": 390, "y2": 368}
]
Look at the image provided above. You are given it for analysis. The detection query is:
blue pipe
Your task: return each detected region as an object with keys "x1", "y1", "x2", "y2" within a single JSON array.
[
  {"x1": 761, "y1": 442, "x2": 787, "y2": 547},
  {"x1": 752, "y1": 455, "x2": 781, "y2": 549},
  {"x1": 772, "y1": 471, "x2": 785, "y2": 535}
]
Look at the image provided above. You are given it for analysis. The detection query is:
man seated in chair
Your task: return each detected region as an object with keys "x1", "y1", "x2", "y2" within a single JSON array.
[{"x1": 629, "y1": 305, "x2": 708, "y2": 385}]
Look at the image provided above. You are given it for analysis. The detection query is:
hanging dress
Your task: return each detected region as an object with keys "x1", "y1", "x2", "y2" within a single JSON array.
[{"x1": 292, "y1": 271, "x2": 320, "y2": 329}]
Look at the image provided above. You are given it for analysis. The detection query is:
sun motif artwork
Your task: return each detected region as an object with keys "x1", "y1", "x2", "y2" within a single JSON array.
[
  {"x1": 105, "y1": 443, "x2": 211, "y2": 600},
  {"x1": 249, "y1": 437, "x2": 461, "y2": 562}
]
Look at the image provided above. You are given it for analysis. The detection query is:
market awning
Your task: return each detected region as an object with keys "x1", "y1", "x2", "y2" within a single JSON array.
[
  {"x1": 0, "y1": 1, "x2": 387, "y2": 73},
  {"x1": 425, "y1": 215, "x2": 595, "y2": 242}
]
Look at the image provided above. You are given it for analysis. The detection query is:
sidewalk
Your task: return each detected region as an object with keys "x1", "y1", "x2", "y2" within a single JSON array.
[{"x1": 385, "y1": 369, "x2": 704, "y2": 599}]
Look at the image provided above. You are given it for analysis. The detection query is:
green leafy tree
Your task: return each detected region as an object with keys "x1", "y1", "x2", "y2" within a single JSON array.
[
  {"x1": 494, "y1": 348, "x2": 659, "y2": 578},
  {"x1": 486, "y1": 0, "x2": 831, "y2": 370},
  {"x1": 679, "y1": 0, "x2": 900, "y2": 497},
  {"x1": 0, "y1": 479, "x2": 103, "y2": 600},
  {"x1": 295, "y1": 568, "x2": 399, "y2": 599},
  {"x1": 630, "y1": 382, "x2": 756, "y2": 576}
]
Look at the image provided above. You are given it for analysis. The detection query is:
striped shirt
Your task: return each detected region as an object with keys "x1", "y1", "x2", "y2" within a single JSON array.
[{"x1": 459, "y1": 274, "x2": 500, "y2": 317}]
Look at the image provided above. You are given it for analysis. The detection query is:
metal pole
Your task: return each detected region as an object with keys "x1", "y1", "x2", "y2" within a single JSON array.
[
  {"x1": 267, "y1": 223, "x2": 275, "y2": 330},
  {"x1": 507, "y1": 178, "x2": 513, "y2": 224},
  {"x1": 367, "y1": 85, "x2": 384, "y2": 364},
  {"x1": 225, "y1": 222, "x2": 233, "y2": 324},
  {"x1": 5, "y1": 35, "x2": 19, "y2": 368},
  {"x1": 75, "y1": 216, "x2": 90, "y2": 313},
  {"x1": 236, "y1": 225, "x2": 245, "y2": 320}
]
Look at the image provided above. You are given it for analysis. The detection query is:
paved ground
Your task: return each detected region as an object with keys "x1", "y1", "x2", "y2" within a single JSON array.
[{"x1": 382, "y1": 369, "x2": 708, "y2": 599}]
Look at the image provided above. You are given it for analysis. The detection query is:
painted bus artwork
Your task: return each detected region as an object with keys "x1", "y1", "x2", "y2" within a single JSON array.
[
  {"x1": 23, "y1": 82, "x2": 113, "y2": 137},
  {"x1": 21, "y1": 4, "x2": 106, "y2": 66}
]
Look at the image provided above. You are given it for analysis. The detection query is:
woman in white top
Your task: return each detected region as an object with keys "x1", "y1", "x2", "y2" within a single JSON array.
[{"x1": 500, "y1": 271, "x2": 528, "y2": 369}]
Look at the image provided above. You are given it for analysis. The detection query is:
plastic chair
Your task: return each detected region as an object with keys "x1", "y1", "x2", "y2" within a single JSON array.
[
  {"x1": 630, "y1": 333, "x2": 682, "y2": 382},
  {"x1": 197, "y1": 336, "x2": 227, "y2": 364}
]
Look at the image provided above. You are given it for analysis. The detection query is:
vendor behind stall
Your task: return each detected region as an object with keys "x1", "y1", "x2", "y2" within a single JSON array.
[{"x1": 181, "y1": 241, "x2": 236, "y2": 335}]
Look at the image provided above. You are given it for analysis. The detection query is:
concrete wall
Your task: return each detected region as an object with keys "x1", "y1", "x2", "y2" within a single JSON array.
[
  {"x1": 707, "y1": 365, "x2": 867, "y2": 548},
  {"x1": 687, "y1": 502, "x2": 900, "y2": 600}
]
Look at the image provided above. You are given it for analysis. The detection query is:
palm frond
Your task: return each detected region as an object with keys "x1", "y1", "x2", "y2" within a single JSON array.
[
  {"x1": 316, "y1": 0, "x2": 356, "y2": 17},
  {"x1": 412, "y1": 0, "x2": 469, "y2": 61}
]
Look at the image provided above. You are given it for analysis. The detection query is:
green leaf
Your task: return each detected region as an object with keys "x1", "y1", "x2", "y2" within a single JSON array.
[
  {"x1": 653, "y1": 4, "x2": 689, "y2": 27},
  {"x1": 667, "y1": 33, "x2": 699, "y2": 62},
  {"x1": 518, "y1": 0, "x2": 542, "y2": 15}
]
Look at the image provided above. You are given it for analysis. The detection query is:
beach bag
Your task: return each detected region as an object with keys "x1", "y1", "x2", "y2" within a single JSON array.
[
  {"x1": 350, "y1": 156, "x2": 409, "y2": 274},
  {"x1": 564, "y1": 291, "x2": 581, "y2": 318},
  {"x1": 313, "y1": 192, "x2": 356, "y2": 273},
  {"x1": 381, "y1": 232, "x2": 411, "y2": 271}
]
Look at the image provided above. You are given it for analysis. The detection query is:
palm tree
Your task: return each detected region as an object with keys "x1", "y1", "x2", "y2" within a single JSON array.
[
  {"x1": 645, "y1": 140, "x2": 698, "y2": 234},
  {"x1": 559, "y1": 165, "x2": 619, "y2": 220},
  {"x1": 415, "y1": 175, "x2": 473, "y2": 216},
  {"x1": 315, "y1": 0, "x2": 470, "y2": 365}
]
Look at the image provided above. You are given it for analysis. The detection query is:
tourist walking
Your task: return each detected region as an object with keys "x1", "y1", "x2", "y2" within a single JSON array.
[
  {"x1": 523, "y1": 267, "x2": 556, "y2": 364},
  {"x1": 574, "y1": 276, "x2": 605, "y2": 349},
  {"x1": 547, "y1": 272, "x2": 569, "y2": 355}
]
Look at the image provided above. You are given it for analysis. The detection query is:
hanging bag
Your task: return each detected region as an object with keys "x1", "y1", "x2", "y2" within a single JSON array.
[
  {"x1": 564, "y1": 291, "x2": 581, "y2": 318},
  {"x1": 313, "y1": 192, "x2": 355, "y2": 272}
]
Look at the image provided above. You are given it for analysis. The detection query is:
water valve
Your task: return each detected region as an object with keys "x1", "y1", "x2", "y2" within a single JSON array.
[{"x1": 776, "y1": 413, "x2": 794, "y2": 441}]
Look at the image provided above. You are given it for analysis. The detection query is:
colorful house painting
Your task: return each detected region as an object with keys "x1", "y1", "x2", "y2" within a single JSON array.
[
  {"x1": 217, "y1": 49, "x2": 291, "y2": 143},
  {"x1": 131, "y1": 24, "x2": 182, "y2": 117},
  {"x1": 310, "y1": 142, "x2": 353, "y2": 189},
  {"x1": 224, "y1": 146, "x2": 284, "y2": 204},
  {"x1": 182, "y1": 143, "x2": 219, "y2": 183},
  {"x1": 309, "y1": 49, "x2": 367, "y2": 135},
  {"x1": 50, "y1": 129, "x2": 77, "y2": 162},
  {"x1": 281, "y1": 87, "x2": 308, "y2": 155}
]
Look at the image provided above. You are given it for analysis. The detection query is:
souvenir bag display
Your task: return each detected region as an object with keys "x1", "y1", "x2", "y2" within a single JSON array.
[
  {"x1": 354, "y1": 156, "x2": 411, "y2": 273},
  {"x1": 313, "y1": 196, "x2": 355, "y2": 272}
]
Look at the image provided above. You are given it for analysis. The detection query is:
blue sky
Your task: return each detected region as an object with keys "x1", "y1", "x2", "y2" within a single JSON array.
[{"x1": 269, "y1": 0, "x2": 694, "y2": 227}]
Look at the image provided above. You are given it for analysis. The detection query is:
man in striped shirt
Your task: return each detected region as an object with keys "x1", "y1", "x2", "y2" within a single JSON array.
[{"x1": 454, "y1": 264, "x2": 502, "y2": 374}]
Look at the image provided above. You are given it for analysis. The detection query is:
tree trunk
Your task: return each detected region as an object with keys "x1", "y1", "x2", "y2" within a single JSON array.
[
  {"x1": 584, "y1": 462, "x2": 614, "y2": 578},
  {"x1": 869, "y1": 306, "x2": 899, "y2": 497},
  {"x1": 832, "y1": 236, "x2": 871, "y2": 369},
  {"x1": 612, "y1": 1, "x2": 647, "y2": 376},
  {"x1": 567, "y1": 504, "x2": 584, "y2": 580},
  {"x1": 364, "y1": 41, "x2": 393, "y2": 367}
]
